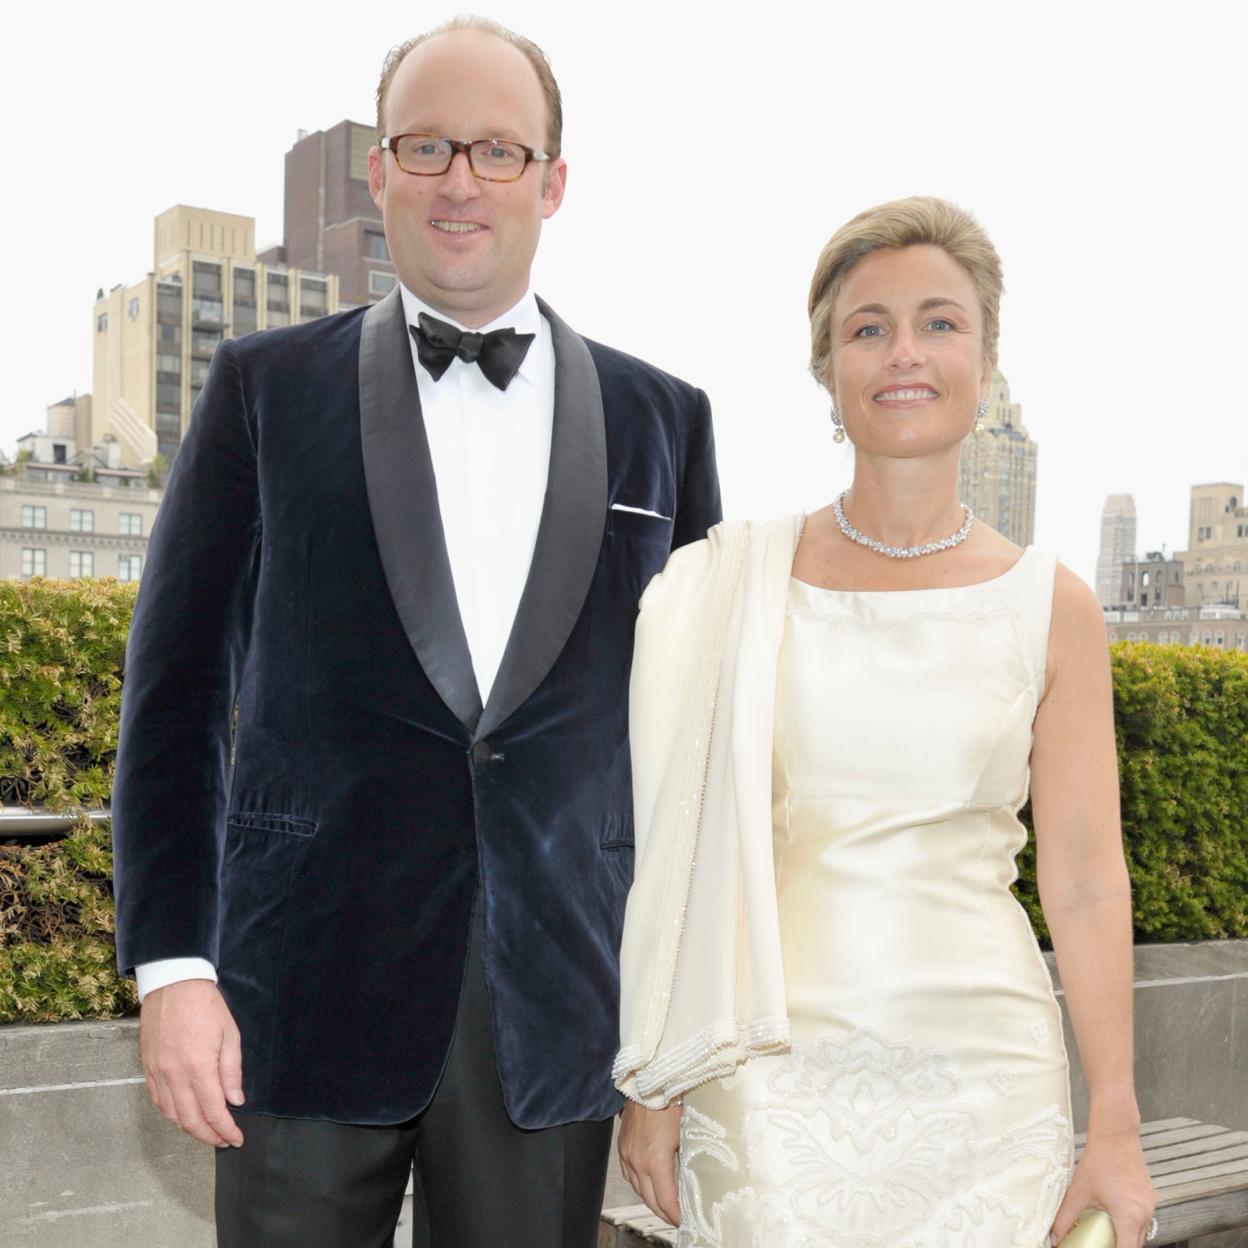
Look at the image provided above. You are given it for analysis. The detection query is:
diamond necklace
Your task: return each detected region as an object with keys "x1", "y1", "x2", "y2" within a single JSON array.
[{"x1": 832, "y1": 490, "x2": 974, "y2": 559}]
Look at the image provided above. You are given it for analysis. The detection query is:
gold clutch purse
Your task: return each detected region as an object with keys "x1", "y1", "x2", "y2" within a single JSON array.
[{"x1": 1059, "y1": 1209, "x2": 1116, "y2": 1247}]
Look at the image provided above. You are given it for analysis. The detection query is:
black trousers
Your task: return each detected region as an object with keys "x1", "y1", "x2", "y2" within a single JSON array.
[{"x1": 215, "y1": 907, "x2": 615, "y2": 1248}]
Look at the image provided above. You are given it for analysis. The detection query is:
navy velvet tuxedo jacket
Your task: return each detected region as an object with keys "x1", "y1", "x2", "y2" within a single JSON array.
[{"x1": 112, "y1": 288, "x2": 721, "y2": 1128}]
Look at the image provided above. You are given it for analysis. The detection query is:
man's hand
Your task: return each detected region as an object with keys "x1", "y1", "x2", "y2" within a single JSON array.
[
  {"x1": 618, "y1": 1100, "x2": 682, "y2": 1226},
  {"x1": 139, "y1": 980, "x2": 246, "y2": 1147}
]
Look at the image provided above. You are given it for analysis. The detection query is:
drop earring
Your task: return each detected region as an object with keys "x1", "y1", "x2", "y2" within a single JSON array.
[
  {"x1": 831, "y1": 404, "x2": 846, "y2": 444},
  {"x1": 974, "y1": 398, "x2": 988, "y2": 434}
]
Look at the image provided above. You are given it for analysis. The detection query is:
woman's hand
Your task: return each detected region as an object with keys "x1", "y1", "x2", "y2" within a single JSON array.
[
  {"x1": 618, "y1": 1100, "x2": 682, "y2": 1225},
  {"x1": 1049, "y1": 1127, "x2": 1156, "y2": 1247}
]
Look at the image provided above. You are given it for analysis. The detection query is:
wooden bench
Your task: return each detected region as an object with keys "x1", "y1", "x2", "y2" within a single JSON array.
[{"x1": 600, "y1": 1117, "x2": 1248, "y2": 1247}]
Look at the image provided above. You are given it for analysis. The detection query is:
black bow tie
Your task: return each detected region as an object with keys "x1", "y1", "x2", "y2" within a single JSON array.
[{"x1": 410, "y1": 312, "x2": 535, "y2": 391}]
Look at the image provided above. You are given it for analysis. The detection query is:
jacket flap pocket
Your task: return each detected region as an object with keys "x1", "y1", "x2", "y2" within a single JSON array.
[{"x1": 227, "y1": 810, "x2": 317, "y2": 838}]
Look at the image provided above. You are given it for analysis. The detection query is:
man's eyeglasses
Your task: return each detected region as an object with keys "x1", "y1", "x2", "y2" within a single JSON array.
[{"x1": 381, "y1": 134, "x2": 550, "y2": 183}]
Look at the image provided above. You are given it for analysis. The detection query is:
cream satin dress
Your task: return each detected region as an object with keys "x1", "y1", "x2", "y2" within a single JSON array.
[{"x1": 677, "y1": 547, "x2": 1074, "y2": 1248}]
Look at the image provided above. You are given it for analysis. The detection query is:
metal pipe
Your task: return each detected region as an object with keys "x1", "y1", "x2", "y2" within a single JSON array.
[{"x1": 0, "y1": 807, "x2": 111, "y2": 838}]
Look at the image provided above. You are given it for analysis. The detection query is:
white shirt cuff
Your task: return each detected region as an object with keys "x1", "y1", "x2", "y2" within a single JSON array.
[{"x1": 134, "y1": 958, "x2": 218, "y2": 1003}]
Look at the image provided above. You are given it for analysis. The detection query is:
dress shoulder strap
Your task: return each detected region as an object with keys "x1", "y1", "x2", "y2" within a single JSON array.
[{"x1": 1008, "y1": 547, "x2": 1060, "y2": 709}]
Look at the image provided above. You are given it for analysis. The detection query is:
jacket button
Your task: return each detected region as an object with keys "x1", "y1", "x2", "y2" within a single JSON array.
[{"x1": 472, "y1": 741, "x2": 495, "y2": 764}]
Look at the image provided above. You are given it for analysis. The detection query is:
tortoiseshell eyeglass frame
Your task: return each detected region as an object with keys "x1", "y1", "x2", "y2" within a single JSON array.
[{"x1": 380, "y1": 134, "x2": 550, "y2": 183}]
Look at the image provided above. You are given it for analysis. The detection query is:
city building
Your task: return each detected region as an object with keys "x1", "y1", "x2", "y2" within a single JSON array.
[
  {"x1": 1119, "y1": 551, "x2": 1186, "y2": 609},
  {"x1": 1095, "y1": 494, "x2": 1138, "y2": 607},
  {"x1": 259, "y1": 121, "x2": 396, "y2": 307},
  {"x1": 956, "y1": 368, "x2": 1037, "y2": 546},
  {"x1": 2, "y1": 400, "x2": 163, "y2": 582},
  {"x1": 1175, "y1": 482, "x2": 1247, "y2": 610},
  {"x1": 92, "y1": 204, "x2": 340, "y2": 467},
  {"x1": 1103, "y1": 604, "x2": 1246, "y2": 652}
]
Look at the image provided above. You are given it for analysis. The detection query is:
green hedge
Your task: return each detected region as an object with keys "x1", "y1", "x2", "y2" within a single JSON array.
[
  {"x1": 1, "y1": 584, "x2": 1246, "y2": 1023},
  {"x1": 1, "y1": 580, "x2": 136, "y2": 1022},
  {"x1": 1014, "y1": 642, "x2": 1248, "y2": 944}
]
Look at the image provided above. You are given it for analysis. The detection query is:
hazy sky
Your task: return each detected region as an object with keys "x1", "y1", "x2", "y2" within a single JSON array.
[{"x1": 6, "y1": 0, "x2": 1244, "y2": 587}]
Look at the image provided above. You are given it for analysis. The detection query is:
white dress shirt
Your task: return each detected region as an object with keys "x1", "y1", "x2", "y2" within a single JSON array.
[
  {"x1": 135, "y1": 284, "x2": 556, "y2": 1002},
  {"x1": 402, "y1": 284, "x2": 554, "y2": 701}
]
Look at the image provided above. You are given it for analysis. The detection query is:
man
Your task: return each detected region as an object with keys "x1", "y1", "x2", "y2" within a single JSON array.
[{"x1": 112, "y1": 16, "x2": 720, "y2": 1248}]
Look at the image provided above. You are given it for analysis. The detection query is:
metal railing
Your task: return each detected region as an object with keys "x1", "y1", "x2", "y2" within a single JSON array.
[{"x1": 0, "y1": 807, "x2": 111, "y2": 840}]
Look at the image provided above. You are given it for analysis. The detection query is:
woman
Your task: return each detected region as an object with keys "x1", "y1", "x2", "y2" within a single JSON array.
[{"x1": 614, "y1": 198, "x2": 1156, "y2": 1247}]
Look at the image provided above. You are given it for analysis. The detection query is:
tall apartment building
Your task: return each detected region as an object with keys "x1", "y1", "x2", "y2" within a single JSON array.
[
  {"x1": 1175, "y1": 482, "x2": 1248, "y2": 609},
  {"x1": 92, "y1": 205, "x2": 340, "y2": 467},
  {"x1": 259, "y1": 121, "x2": 397, "y2": 307},
  {"x1": 2, "y1": 400, "x2": 162, "y2": 582},
  {"x1": 956, "y1": 368, "x2": 1037, "y2": 546},
  {"x1": 1095, "y1": 494, "x2": 1138, "y2": 607}
]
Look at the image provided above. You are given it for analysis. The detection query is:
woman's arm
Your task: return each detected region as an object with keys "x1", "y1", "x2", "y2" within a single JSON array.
[{"x1": 1029, "y1": 564, "x2": 1156, "y2": 1247}]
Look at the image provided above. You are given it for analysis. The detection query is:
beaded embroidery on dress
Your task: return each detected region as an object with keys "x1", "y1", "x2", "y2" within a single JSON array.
[{"x1": 677, "y1": 544, "x2": 1073, "y2": 1247}]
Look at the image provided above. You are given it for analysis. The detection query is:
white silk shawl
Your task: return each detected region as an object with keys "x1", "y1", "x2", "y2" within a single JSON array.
[{"x1": 613, "y1": 515, "x2": 802, "y2": 1107}]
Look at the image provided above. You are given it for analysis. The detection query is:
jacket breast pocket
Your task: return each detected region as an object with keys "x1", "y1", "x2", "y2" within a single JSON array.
[{"x1": 607, "y1": 507, "x2": 674, "y2": 546}]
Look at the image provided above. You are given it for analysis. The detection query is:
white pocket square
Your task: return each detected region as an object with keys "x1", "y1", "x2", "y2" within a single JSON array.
[{"x1": 611, "y1": 504, "x2": 672, "y2": 521}]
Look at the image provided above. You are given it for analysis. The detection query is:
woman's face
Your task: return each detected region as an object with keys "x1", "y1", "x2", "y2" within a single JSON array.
[{"x1": 828, "y1": 244, "x2": 991, "y2": 457}]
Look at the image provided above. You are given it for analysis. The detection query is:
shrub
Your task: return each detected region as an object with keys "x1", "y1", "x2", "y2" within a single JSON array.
[
  {"x1": 1013, "y1": 642, "x2": 1248, "y2": 945},
  {"x1": 1, "y1": 580, "x2": 136, "y2": 1021}
]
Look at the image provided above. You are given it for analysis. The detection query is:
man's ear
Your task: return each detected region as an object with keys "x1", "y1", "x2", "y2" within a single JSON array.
[
  {"x1": 542, "y1": 158, "x2": 567, "y2": 220},
  {"x1": 368, "y1": 146, "x2": 386, "y2": 211}
]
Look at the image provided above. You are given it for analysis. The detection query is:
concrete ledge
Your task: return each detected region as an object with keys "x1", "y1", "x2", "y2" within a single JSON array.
[
  {"x1": 0, "y1": 1020, "x2": 213, "y2": 1245},
  {"x1": 1047, "y1": 940, "x2": 1248, "y2": 1134}
]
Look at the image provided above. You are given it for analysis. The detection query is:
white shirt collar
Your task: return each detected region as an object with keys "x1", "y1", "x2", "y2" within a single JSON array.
[{"x1": 399, "y1": 283, "x2": 544, "y2": 387}]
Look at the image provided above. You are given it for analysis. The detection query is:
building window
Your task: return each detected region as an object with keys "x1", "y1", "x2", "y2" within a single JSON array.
[
  {"x1": 369, "y1": 270, "x2": 398, "y2": 296},
  {"x1": 192, "y1": 329, "x2": 222, "y2": 355},
  {"x1": 119, "y1": 512, "x2": 143, "y2": 536},
  {"x1": 127, "y1": 296, "x2": 141, "y2": 320},
  {"x1": 20, "y1": 505, "x2": 47, "y2": 529},
  {"x1": 70, "y1": 508, "x2": 95, "y2": 533},
  {"x1": 20, "y1": 548, "x2": 47, "y2": 577},
  {"x1": 299, "y1": 277, "x2": 328, "y2": 320},
  {"x1": 365, "y1": 231, "x2": 389, "y2": 261},
  {"x1": 192, "y1": 262, "x2": 223, "y2": 295},
  {"x1": 118, "y1": 554, "x2": 143, "y2": 582},
  {"x1": 69, "y1": 551, "x2": 95, "y2": 578},
  {"x1": 97, "y1": 313, "x2": 108, "y2": 332},
  {"x1": 157, "y1": 285, "x2": 183, "y2": 319}
]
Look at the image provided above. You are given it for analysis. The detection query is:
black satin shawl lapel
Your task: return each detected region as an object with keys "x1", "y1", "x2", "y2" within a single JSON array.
[
  {"x1": 358, "y1": 287, "x2": 482, "y2": 734},
  {"x1": 475, "y1": 298, "x2": 608, "y2": 742}
]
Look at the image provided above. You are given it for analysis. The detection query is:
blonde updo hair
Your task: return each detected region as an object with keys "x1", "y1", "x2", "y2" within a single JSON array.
[{"x1": 807, "y1": 196, "x2": 1003, "y2": 389}]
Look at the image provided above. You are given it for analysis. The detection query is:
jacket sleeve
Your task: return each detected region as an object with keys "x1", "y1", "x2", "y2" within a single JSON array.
[
  {"x1": 111, "y1": 338, "x2": 261, "y2": 976},
  {"x1": 671, "y1": 387, "x2": 722, "y2": 552}
]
